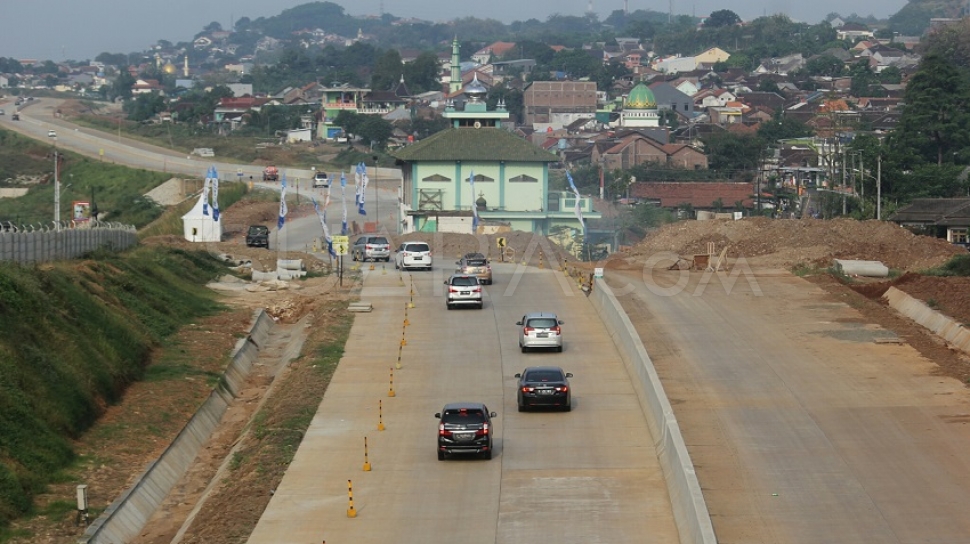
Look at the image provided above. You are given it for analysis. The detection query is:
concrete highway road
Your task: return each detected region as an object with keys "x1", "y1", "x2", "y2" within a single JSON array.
[
  {"x1": 246, "y1": 261, "x2": 681, "y2": 544},
  {"x1": 609, "y1": 266, "x2": 970, "y2": 543}
]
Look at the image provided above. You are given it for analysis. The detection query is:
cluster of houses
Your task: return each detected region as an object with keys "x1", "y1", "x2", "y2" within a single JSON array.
[{"x1": 8, "y1": 17, "x2": 966, "y2": 250}]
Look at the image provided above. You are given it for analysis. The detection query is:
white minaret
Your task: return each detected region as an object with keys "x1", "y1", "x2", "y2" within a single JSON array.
[{"x1": 183, "y1": 55, "x2": 189, "y2": 77}]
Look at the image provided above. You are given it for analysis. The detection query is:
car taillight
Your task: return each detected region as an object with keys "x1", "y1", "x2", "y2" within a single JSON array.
[
  {"x1": 556, "y1": 386, "x2": 568, "y2": 392},
  {"x1": 472, "y1": 286, "x2": 481, "y2": 293},
  {"x1": 439, "y1": 424, "x2": 451, "y2": 437},
  {"x1": 521, "y1": 386, "x2": 535, "y2": 393},
  {"x1": 551, "y1": 326, "x2": 561, "y2": 335},
  {"x1": 401, "y1": 251, "x2": 409, "y2": 257},
  {"x1": 524, "y1": 326, "x2": 534, "y2": 333},
  {"x1": 449, "y1": 286, "x2": 460, "y2": 293},
  {"x1": 476, "y1": 423, "x2": 490, "y2": 437}
]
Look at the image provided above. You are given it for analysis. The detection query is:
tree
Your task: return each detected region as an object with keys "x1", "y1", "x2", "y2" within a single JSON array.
[
  {"x1": 700, "y1": 132, "x2": 763, "y2": 178},
  {"x1": 758, "y1": 79, "x2": 781, "y2": 93},
  {"x1": 891, "y1": 53, "x2": 970, "y2": 167},
  {"x1": 371, "y1": 49, "x2": 403, "y2": 91},
  {"x1": 706, "y1": 9, "x2": 741, "y2": 28},
  {"x1": 402, "y1": 52, "x2": 441, "y2": 94},
  {"x1": 95, "y1": 52, "x2": 128, "y2": 68},
  {"x1": 757, "y1": 115, "x2": 811, "y2": 143},
  {"x1": 357, "y1": 115, "x2": 394, "y2": 149},
  {"x1": 124, "y1": 93, "x2": 166, "y2": 122}
]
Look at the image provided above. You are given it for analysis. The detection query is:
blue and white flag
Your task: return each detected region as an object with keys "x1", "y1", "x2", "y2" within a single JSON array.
[
  {"x1": 566, "y1": 170, "x2": 586, "y2": 237},
  {"x1": 355, "y1": 162, "x2": 367, "y2": 216},
  {"x1": 468, "y1": 170, "x2": 478, "y2": 232},
  {"x1": 202, "y1": 173, "x2": 211, "y2": 217},
  {"x1": 312, "y1": 197, "x2": 337, "y2": 258},
  {"x1": 278, "y1": 174, "x2": 288, "y2": 230},
  {"x1": 210, "y1": 167, "x2": 220, "y2": 221},
  {"x1": 340, "y1": 171, "x2": 348, "y2": 235}
]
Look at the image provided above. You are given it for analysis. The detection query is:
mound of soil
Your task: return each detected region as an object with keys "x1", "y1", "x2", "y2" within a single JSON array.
[{"x1": 626, "y1": 217, "x2": 966, "y2": 271}]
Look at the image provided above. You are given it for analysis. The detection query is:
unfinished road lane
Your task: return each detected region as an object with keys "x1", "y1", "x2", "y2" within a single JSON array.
[
  {"x1": 246, "y1": 262, "x2": 679, "y2": 544},
  {"x1": 609, "y1": 266, "x2": 970, "y2": 544}
]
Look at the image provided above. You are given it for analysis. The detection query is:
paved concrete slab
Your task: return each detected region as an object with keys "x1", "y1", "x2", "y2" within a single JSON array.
[{"x1": 247, "y1": 262, "x2": 679, "y2": 544}]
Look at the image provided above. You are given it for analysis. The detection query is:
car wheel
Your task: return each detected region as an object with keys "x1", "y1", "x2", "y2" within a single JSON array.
[
  {"x1": 437, "y1": 450, "x2": 445, "y2": 461},
  {"x1": 477, "y1": 302, "x2": 484, "y2": 309},
  {"x1": 520, "y1": 345, "x2": 527, "y2": 353},
  {"x1": 446, "y1": 303, "x2": 453, "y2": 310},
  {"x1": 556, "y1": 346, "x2": 563, "y2": 353},
  {"x1": 563, "y1": 404, "x2": 571, "y2": 412},
  {"x1": 481, "y1": 450, "x2": 492, "y2": 460},
  {"x1": 518, "y1": 404, "x2": 526, "y2": 412}
]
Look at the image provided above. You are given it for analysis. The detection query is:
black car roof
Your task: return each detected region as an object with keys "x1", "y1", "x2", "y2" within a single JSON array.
[{"x1": 442, "y1": 402, "x2": 488, "y2": 411}]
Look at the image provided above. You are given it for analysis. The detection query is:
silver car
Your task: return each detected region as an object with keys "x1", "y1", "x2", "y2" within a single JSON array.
[
  {"x1": 517, "y1": 313, "x2": 563, "y2": 352},
  {"x1": 351, "y1": 235, "x2": 390, "y2": 262},
  {"x1": 444, "y1": 274, "x2": 483, "y2": 309}
]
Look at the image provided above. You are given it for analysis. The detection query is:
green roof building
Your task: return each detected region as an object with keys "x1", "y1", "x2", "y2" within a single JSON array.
[{"x1": 393, "y1": 78, "x2": 600, "y2": 235}]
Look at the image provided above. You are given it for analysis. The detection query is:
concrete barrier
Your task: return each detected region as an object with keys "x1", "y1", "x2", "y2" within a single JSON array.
[
  {"x1": 590, "y1": 277, "x2": 717, "y2": 544},
  {"x1": 80, "y1": 309, "x2": 274, "y2": 544},
  {"x1": 884, "y1": 286, "x2": 970, "y2": 354}
]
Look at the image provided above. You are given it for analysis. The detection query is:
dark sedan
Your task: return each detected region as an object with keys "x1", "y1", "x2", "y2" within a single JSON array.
[{"x1": 515, "y1": 366, "x2": 573, "y2": 412}]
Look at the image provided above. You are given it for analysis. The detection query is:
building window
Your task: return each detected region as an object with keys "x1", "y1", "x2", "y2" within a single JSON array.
[
  {"x1": 509, "y1": 174, "x2": 538, "y2": 182},
  {"x1": 470, "y1": 174, "x2": 495, "y2": 182},
  {"x1": 950, "y1": 228, "x2": 968, "y2": 244}
]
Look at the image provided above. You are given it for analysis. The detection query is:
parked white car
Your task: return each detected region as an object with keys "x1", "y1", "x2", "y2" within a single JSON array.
[
  {"x1": 312, "y1": 171, "x2": 330, "y2": 188},
  {"x1": 394, "y1": 241, "x2": 433, "y2": 271}
]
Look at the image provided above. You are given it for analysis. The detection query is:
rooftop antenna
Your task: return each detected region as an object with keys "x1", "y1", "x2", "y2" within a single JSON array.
[{"x1": 669, "y1": 0, "x2": 673, "y2": 23}]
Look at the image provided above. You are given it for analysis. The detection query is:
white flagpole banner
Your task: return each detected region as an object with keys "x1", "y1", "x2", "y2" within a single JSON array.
[
  {"x1": 211, "y1": 167, "x2": 220, "y2": 221},
  {"x1": 278, "y1": 174, "x2": 288, "y2": 230},
  {"x1": 469, "y1": 170, "x2": 478, "y2": 233},
  {"x1": 566, "y1": 170, "x2": 586, "y2": 236},
  {"x1": 312, "y1": 197, "x2": 337, "y2": 258},
  {"x1": 202, "y1": 174, "x2": 211, "y2": 216},
  {"x1": 340, "y1": 171, "x2": 348, "y2": 235}
]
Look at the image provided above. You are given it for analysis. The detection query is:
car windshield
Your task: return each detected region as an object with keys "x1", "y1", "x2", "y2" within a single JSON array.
[
  {"x1": 370, "y1": 237, "x2": 388, "y2": 245},
  {"x1": 441, "y1": 410, "x2": 486, "y2": 424},
  {"x1": 406, "y1": 243, "x2": 430, "y2": 252},
  {"x1": 451, "y1": 277, "x2": 478, "y2": 287},
  {"x1": 527, "y1": 318, "x2": 558, "y2": 328},
  {"x1": 248, "y1": 226, "x2": 269, "y2": 234},
  {"x1": 524, "y1": 370, "x2": 564, "y2": 382}
]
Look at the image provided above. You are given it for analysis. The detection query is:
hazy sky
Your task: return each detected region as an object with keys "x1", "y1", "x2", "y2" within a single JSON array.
[{"x1": 2, "y1": 0, "x2": 909, "y2": 61}]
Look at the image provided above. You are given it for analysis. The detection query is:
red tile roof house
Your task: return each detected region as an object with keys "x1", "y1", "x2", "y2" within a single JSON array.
[{"x1": 630, "y1": 181, "x2": 756, "y2": 212}]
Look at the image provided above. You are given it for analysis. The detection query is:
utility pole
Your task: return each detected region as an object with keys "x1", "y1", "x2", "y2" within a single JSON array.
[
  {"x1": 373, "y1": 155, "x2": 379, "y2": 231},
  {"x1": 842, "y1": 147, "x2": 847, "y2": 215},
  {"x1": 54, "y1": 148, "x2": 60, "y2": 228},
  {"x1": 876, "y1": 154, "x2": 882, "y2": 220}
]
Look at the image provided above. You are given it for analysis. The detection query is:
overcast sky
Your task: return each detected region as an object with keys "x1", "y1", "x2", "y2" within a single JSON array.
[{"x1": 2, "y1": 0, "x2": 909, "y2": 61}]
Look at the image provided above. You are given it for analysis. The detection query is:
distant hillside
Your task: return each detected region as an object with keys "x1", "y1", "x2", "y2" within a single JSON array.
[{"x1": 890, "y1": 0, "x2": 968, "y2": 34}]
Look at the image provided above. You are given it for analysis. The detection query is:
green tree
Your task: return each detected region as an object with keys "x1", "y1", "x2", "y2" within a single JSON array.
[
  {"x1": 123, "y1": 93, "x2": 166, "y2": 122},
  {"x1": 891, "y1": 53, "x2": 970, "y2": 167},
  {"x1": 803, "y1": 54, "x2": 846, "y2": 78},
  {"x1": 700, "y1": 132, "x2": 763, "y2": 178},
  {"x1": 109, "y1": 70, "x2": 136, "y2": 101},
  {"x1": 758, "y1": 79, "x2": 781, "y2": 93},
  {"x1": 757, "y1": 115, "x2": 812, "y2": 142},
  {"x1": 371, "y1": 49, "x2": 403, "y2": 91},
  {"x1": 357, "y1": 115, "x2": 394, "y2": 149},
  {"x1": 848, "y1": 59, "x2": 880, "y2": 97},
  {"x1": 94, "y1": 52, "x2": 128, "y2": 69},
  {"x1": 402, "y1": 52, "x2": 441, "y2": 94},
  {"x1": 706, "y1": 9, "x2": 741, "y2": 28}
]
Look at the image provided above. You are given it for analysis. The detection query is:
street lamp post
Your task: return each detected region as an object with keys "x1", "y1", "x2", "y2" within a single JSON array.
[{"x1": 373, "y1": 154, "x2": 379, "y2": 230}]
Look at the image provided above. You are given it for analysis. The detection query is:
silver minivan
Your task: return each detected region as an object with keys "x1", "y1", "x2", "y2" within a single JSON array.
[
  {"x1": 517, "y1": 313, "x2": 564, "y2": 352},
  {"x1": 395, "y1": 241, "x2": 433, "y2": 271}
]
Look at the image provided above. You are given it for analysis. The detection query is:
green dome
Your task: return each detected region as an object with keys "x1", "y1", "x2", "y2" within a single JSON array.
[{"x1": 626, "y1": 83, "x2": 657, "y2": 109}]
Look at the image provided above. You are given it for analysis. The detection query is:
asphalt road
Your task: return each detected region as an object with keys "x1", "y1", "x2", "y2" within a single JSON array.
[
  {"x1": 0, "y1": 97, "x2": 402, "y2": 244},
  {"x1": 246, "y1": 261, "x2": 681, "y2": 544},
  {"x1": 609, "y1": 266, "x2": 970, "y2": 544}
]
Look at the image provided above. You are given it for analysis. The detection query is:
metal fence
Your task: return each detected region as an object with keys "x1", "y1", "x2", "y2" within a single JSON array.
[{"x1": 0, "y1": 221, "x2": 137, "y2": 263}]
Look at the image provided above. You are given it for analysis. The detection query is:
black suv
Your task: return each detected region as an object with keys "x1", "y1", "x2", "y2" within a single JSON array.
[
  {"x1": 435, "y1": 403, "x2": 496, "y2": 460},
  {"x1": 245, "y1": 225, "x2": 270, "y2": 248}
]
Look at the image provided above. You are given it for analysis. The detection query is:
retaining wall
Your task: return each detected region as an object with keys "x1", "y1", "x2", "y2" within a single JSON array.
[
  {"x1": 590, "y1": 277, "x2": 717, "y2": 544},
  {"x1": 0, "y1": 223, "x2": 137, "y2": 263},
  {"x1": 80, "y1": 309, "x2": 275, "y2": 544}
]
